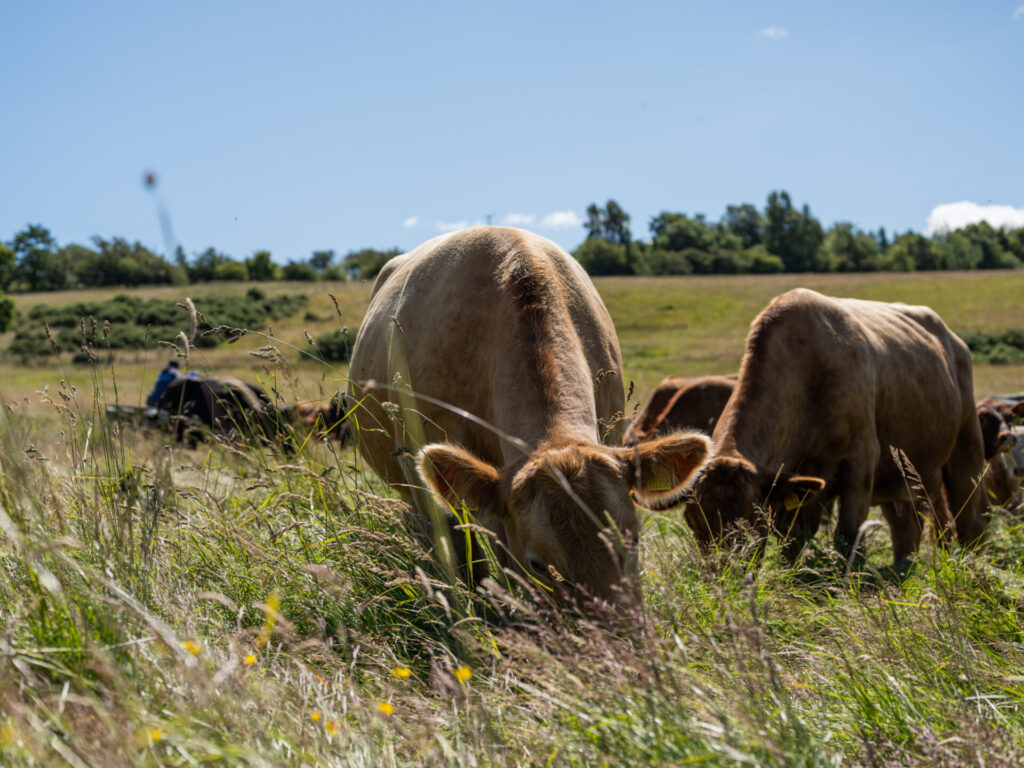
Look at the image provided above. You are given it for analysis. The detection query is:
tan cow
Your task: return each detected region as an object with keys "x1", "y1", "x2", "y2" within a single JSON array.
[
  {"x1": 623, "y1": 374, "x2": 737, "y2": 446},
  {"x1": 348, "y1": 226, "x2": 710, "y2": 607},
  {"x1": 683, "y1": 288, "x2": 987, "y2": 567}
]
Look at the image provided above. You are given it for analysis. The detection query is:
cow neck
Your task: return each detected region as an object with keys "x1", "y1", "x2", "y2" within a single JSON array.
[
  {"x1": 493, "y1": 249, "x2": 600, "y2": 467},
  {"x1": 716, "y1": 364, "x2": 803, "y2": 471}
]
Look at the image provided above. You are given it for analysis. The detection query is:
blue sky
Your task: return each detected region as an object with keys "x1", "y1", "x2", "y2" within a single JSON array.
[{"x1": 2, "y1": 2, "x2": 1023, "y2": 262}]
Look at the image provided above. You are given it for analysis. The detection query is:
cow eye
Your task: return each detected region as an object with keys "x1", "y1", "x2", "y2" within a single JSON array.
[{"x1": 526, "y1": 554, "x2": 545, "y2": 575}]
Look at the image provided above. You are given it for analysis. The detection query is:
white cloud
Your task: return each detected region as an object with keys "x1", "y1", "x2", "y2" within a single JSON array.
[
  {"x1": 502, "y1": 213, "x2": 536, "y2": 227},
  {"x1": 925, "y1": 201, "x2": 1024, "y2": 235},
  {"x1": 435, "y1": 220, "x2": 469, "y2": 233},
  {"x1": 539, "y1": 210, "x2": 583, "y2": 229},
  {"x1": 402, "y1": 216, "x2": 419, "y2": 228},
  {"x1": 758, "y1": 26, "x2": 788, "y2": 39},
  {"x1": 1014, "y1": 5, "x2": 1024, "y2": 20}
]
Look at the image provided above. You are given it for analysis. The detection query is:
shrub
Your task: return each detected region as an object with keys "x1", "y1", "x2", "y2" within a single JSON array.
[
  {"x1": 7, "y1": 291, "x2": 309, "y2": 358},
  {"x1": 959, "y1": 329, "x2": 1024, "y2": 365},
  {"x1": 314, "y1": 327, "x2": 359, "y2": 362},
  {"x1": 636, "y1": 249, "x2": 693, "y2": 276},
  {"x1": 282, "y1": 262, "x2": 319, "y2": 282},
  {"x1": 0, "y1": 292, "x2": 13, "y2": 332},
  {"x1": 213, "y1": 261, "x2": 250, "y2": 281},
  {"x1": 573, "y1": 239, "x2": 631, "y2": 276}
]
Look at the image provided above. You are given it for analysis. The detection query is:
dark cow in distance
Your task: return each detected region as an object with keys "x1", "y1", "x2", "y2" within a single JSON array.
[
  {"x1": 683, "y1": 288, "x2": 987, "y2": 567},
  {"x1": 977, "y1": 396, "x2": 1024, "y2": 510},
  {"x1": 623, "y1": 374, "x2": 737, "y2": 446},
  {"x1": 159, "y1": 375, "x2": 282, "y2": 447},
  {"x1": 348, "y1": 226, "x2": 710, "y2": 609},
  {"x1": 977, "y1": 397, "x2": 1024, "y2": 460}
]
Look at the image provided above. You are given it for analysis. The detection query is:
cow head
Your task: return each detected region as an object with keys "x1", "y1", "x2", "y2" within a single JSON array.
[
  {"x1": 977, "y1": 399, "x2": 1024, "y2": 461},
  {"x1": 683, "y1": 456, "x2": 826, "y2": 549},
  {"x1": 418, "y1": 431, "x2": 710, "y2": 608}
]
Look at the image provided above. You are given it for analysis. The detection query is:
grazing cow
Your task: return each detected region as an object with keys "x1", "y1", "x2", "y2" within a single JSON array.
[
  {"x1": 683, "y1": 288, "x2": 987, "y2": 566},
  {"x1": 977, "y1": 397, "x2": 1024, "y2": 510},
  {"x1": 623, "y1": 374, "x2": 737, "y2": 446},
  {"x1": 159, "y1": 375, "x2": 279, "y2": 447},
  {"x1": 348, "y1": 226, "x2": 710, "y2": 607}
]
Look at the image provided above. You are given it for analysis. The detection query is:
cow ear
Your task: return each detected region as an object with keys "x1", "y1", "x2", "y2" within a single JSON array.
[
  {"x1": 1012, "y1": 401, "x2": 1024, "y2": 422},
  {"x1": 417, "y1": 443, "x2": 500, "y2": 511},
  {"x1": 618, "y1": 430, "x2": 711, "y2": 509},
  {"x1": 779, "y1": 475, "x2": 826, "y2": 511}
]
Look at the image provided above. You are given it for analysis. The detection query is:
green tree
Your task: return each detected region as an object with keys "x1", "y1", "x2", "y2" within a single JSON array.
[
  {"x1": 821, "y1": 222, "x2": 880, "y2": 272},
  {"x1": 0, "y1": 292, "x2": 12, "y2": 331},
  {"x1": 585, "y1": 200, "x2": 633, "y2": 268},
  {"x1": 309, "y1": 250, "x2": 335, "y2": 273},
  {"x1": 649, "y1": 212, "x2": 715, "y2": 253},
  {"x1": 958, "y1": 222, "x2": 1018, "y2": 269},
  {"x1": 213, "y1": 261, "x2": 249, "y2": 281},
  {"x1": 11, "y1": 224, "x2": 64, "y2": 291},
  {"x1": 1006, "y1": 227, "x2": 1024, "y2": 262},
  {"x1": 0, "y1": 243, "x2": 14, "y2": 291},
  {"x1": 80, "y1": 237, "x2": 187, "y2": 286},
  {"x1": 281, "y1": 261, "x2": 319, "y2": 281},
  {"x1": 933, "y1": 231, "x2": 980, "y2": 270},
  {"x1": 880, "y1": 232, "x2": 936, "y2": 271},
  {"x1": 762, "y1": 191, "x2": 826, "y2": 272},
  {"x1": 188, "y1": 247, "x2": 244, "y2": 282},
  {"x1": 875, "y1": 227, "x2": 889, "y2": 252},
  {"x1": 723, "y1": 203, "x2": 763, "y2": 249},
  {"x1": 572, "y1": 238, "x2": 630, "y2": 276},
  {"x1": 342, "y1": 248, "x2": 402, "y2": 280},
  {"x1": 246, "y1": 251, "x2": 277, "y2": 281}
]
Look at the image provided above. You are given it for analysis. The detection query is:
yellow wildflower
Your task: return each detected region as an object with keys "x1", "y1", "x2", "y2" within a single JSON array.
[
  {"x1": 254, "y1": 590, "x2": 281, "y2": 650},
  {"x1": 391, "y1": 667, "x2": 411, "y2": 679},
  {"x1": 378, "y1": 701, "x2": 394, "y2": 715},
  {"x1": 244, "y1": 654, "x2": 257, "y2": 666},
  {"x1": 311, "y1": 711, "x2": 322, "y2": 722},
  {"x1": 454, "y1": 665, "x2": 472, "y2": 684},
  {"x1": 325, "y1": 720, "x2": 339, "y2": 735},
  {"x1": 181, "y1": 641, "x2": 200, "y2": 656},
  {"x1": 149, "y1": 729, "x2": 164, "y2": 743}
]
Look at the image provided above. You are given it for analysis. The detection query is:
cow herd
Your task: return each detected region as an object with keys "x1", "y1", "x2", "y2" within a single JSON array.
[
  {"x1": 146, "y1": 225, "x2": 1024, "y2": 612},
  {"x1": 339, "y1": 226, "x2": 1024, "y2": 611}
]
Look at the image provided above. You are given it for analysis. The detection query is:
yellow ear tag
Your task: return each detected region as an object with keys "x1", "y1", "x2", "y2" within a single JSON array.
[
  {"x1": 645, "y1": 468, "x2": 674, "y2": 493},
  {"x1": 784, "y1": 493, "x2": 801, "y2": 512}
]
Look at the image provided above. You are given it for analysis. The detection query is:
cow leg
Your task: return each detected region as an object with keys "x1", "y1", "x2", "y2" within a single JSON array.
[
  {"x1": 834, "y1": 454, "x2": 877, "y2": 563},
  {"x1": 880, "y1": 501, "x2": 922, "y2": 568},
  {"x1": 943, "y1": 421, "x2": 988, "y2": 546},
  {"x1": 924, "y1": 472, "x2": 956, "y2": 548}
]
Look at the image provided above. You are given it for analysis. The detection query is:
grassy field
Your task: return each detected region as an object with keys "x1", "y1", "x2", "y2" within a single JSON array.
[
  {"x1": 1, "y1": 271, "x2": 1024, "y2": 766},
  {"x1": 3, "y1": 270, "x2": 1024, "y2": 415}
]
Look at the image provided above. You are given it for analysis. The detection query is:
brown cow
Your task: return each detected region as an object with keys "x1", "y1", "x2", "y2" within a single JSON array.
[
  {"x1": 977, "y1": 397, "x2": 1024, "y2": 460},
  {"x1": 284, "y1": 393, "x2": 349, "y2": 443},
  {"x1": 623, "y1": 374, "x2": 737, "y2": 446},
  {"x1": 977, "y1": 397, "x2": 1024, "y2": 510},
  {"x1": 683, "y1": 288, "x2": 987, "y2": 567},
  {"x1": 348, "y1": 226, "x2": 710, "y2": 607}
]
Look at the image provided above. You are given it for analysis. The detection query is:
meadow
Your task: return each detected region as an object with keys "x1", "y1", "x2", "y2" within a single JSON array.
[{"x1": 1, "y1": 270, "x2": 1024, "y2": 766}]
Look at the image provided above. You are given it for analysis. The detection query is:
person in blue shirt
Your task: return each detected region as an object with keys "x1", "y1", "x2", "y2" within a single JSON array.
[{"x1": 146, "y1": 360, "x2": 181, "y2": 407}]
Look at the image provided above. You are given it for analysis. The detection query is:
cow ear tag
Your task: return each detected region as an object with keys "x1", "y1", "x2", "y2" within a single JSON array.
[
  {"x1": 784, "y1": 493, "x2": 801, "y2": 512},
  {"x1": 645, "y1": 466, "x2": 674, "y2": 493}
]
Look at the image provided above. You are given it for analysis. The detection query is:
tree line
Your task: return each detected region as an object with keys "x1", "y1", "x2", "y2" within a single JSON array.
[
  {"x1": 575, "y1": 191, "x2": 1024, "y2": 276},
  {"x1": 2, "y1": 189, "x2": 1022, "y2": 332},
  {"x1": 0, "y1": 225, "x2": 401, "y2": 295}
]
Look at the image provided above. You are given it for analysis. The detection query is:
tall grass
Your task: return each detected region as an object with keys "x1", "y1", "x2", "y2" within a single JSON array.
[{"x1": 2, "y1": 354, "x2": 1024, "y2": 765}]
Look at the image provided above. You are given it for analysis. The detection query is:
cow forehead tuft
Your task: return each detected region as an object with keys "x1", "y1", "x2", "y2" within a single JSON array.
[{"x1": 510, "y1": 444, "x2": 625, "y2": 502}]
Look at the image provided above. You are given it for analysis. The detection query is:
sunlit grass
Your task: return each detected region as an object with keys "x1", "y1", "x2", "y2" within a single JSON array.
[{"x1": 1, "y1": 271, "x2": 1023, "y2": 765}]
